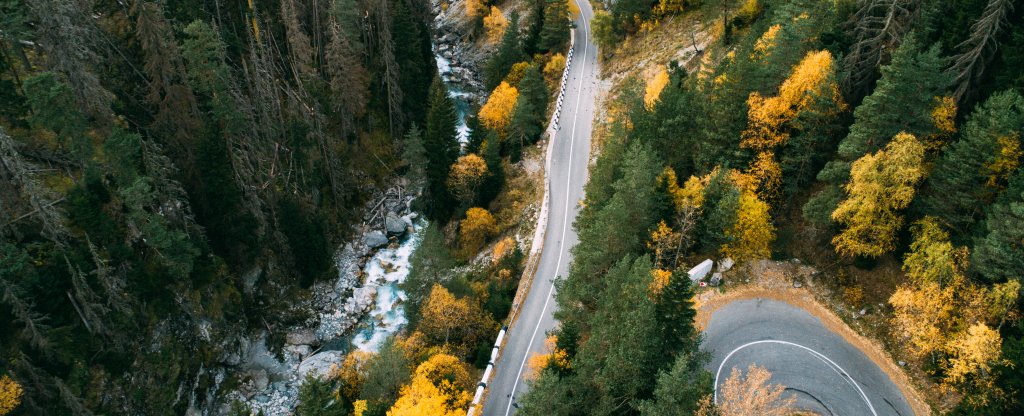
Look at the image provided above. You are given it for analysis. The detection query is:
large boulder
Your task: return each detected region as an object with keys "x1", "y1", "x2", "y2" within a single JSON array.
[
  {"x1": 286, "y1": 329, "x2": 316, "y2": 346},
  {"x1": 298, "y1": 350, "x2": 346, "y2": 378},
  {"x1": 363, "y1": 231, "x2": 389, "y2": 248},
  {"x1": 385, "y1": 212, "x2": 409, "y2": 236}
]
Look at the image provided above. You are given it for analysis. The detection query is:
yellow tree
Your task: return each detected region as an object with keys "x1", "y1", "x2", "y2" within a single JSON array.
[
  {"x1": 464, "y1": 0, "x2": 486, "y2": 20},
  {"x1": 419, "y1": 284, "x2": 472, "y2": 347},
  {"x1": 718, "y1": 364, "x2": 797, "y2": 416},
  {"x1": 742, "y1": 50, "x2": 844, "y2": 151},
  {"x1": 926, "y1": 95, "x2": 958, "y2": 150},
  {"x1": 832, "y1": 132, "x2": 926, "y2": 257},
  {"x1": 944, "y1": 323, "x2": 1006, "y2": 397},
  {"x1": 387, "y1": 353, "x2": 471, "y2": 416},
  {"x1": 721, "y1": 191, "x2": 775, "y2": 261},
  {"x1": 330, "y1": 350, "x2": 374, "y2": 401},
  {"x1": 741, "y1": 151, "x2": 783, "y2": 202},
  {"x1": 543, "y1": 54, "x2": 566, "y2": 85},
  {"x1": 459, "y1": 207, "x2": 498, "y2": 256},
  {"x1": 751, "y1": 24, "x2": 781, "y2": 60},
  {"x1": 447, "y1": 154, "x2": 489, "y2": 204},
  {"x1": 482, "y1": 6, "x2": 508, "y2": 44},
  {"x1": 479, "y1": 82, "x2": 519, "y2": 133},
  {"x1": 644, "y1": 67, "x2": 670, "y2": 109},
  {"x1": 0, "y1": 375, "x2": 21, "y2": 415},
  {"x1": 889, "y1": 281, "x2": 958, "y2": 358}
]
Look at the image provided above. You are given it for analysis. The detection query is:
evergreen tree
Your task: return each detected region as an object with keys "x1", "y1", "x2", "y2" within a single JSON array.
[
  {"x1": 423, "y1": 78, "x2": 460, "y2": 219},
  {"x1": 296, "y1": 374, "x2": 350, "y2": 416},
  {"x1": 479, "y1": 133, "x2": 504, "y2": 206},
  {"x1": 507, "y1": 66, "x2": 547, "y2": 162},
  {"x1": 972, "y1": 171, "x2": 1024, "y2": 283},
  {"x1": 403, "y1": 123, "x2": 428, "y2": 189},
  {"x1": 392, "y1": 0, "x2": 435, "y2": 125},
  {"x1": 917, "y1": 91, "x2": 1024, "y2": 238},
  {"x1": 638, "y1": 351, "x2": 714, "y2": 416},
  {"x1": 484, "y1": 11, "x2": 525, "y2": 90},
  {"x1": 524, "y1": 0, "x2": 547, "y2": 54},
  {"x1": 539, "y1": 0, "x2": 572, "y2": 52},
  {"x1": 698, "y1": 168, "x2": 741, "y2": 254},
  {"x1": 655, "y1": 269, "x2": 698, "y2": 359}
]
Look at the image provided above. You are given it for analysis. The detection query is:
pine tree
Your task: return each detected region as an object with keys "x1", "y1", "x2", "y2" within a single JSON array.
[
  {"x1": 638, "y1": 351, "x2": 713, "y2": 416},
  {"x1": 539, "y1": 0, "x2": 571, "y2": 52},
  {"x1": 423, "y1": 78, "x2": 460, "y2": 219},
  {"x1": 917, "y1": 90, "x2": 1024, "y2": 238},
  {"x1": 403, "y1": 123, "x2": 428, "y2": 189},
  {"x1": 972, "y1": 171, "x2": 1024, "y2": 283},
  {"x1": 484, "y1": 11, "x2": 525, "y2": 90},
  {"x1": 296, "y1": 374, "x2": 350, "y2": 416},
  {"x1": 655, "y1": 269, "x2": 698, "y2": 359}
]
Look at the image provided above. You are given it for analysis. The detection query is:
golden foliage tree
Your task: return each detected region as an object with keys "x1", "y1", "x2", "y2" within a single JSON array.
[
  {"x1": 387, "y1": 353, "x2": 471, "y2": 416},
  {"x1": 0, "y1": 375, "x2": 22, "y2": 415},
  {"x1": 447, "y1": 154, "x2": 489, "y2": 204},
  {"x1": 742, "y1": 50, "x2": 844, "y2": 151},
  {"x1": 926, "y1": 95, "x2": 958, "y2": 150},
  {"x1": 459, "y1": 207, "x2": 499, "y2": 256},
  {"x1": 945, "y1": 323, "x2": 1006, "y2": 395},
  {"x1": 644, "y1": 67, "x2": 670, "y2": 109},
  {"x1": 483, "y1": 6, "x2": 508, "y2": 44},
  {"x1": 465, "y1": 0, "x2": 486, "y2": 20},
  {"x1": 330, "y1": 350, "x2": 374, "y2": 401},
  {"x1": 751, "y1": 24, "x2": 781, "y2": 60},
  {"x1": 479, "y1": 82, "x2": 519, "y2": 133},
  {"x1": 721, "y1": 191, "x2": 775, "y2": 261},
  {"x1": 832, "y1": 132, "x2": 926, "y2": 257},
  {"x1": 543, "y1": 54, "x2": 566, "y2": 85},
  {"x1": 418, "y1": 284, "x2": 494, "y2": 357},
  {"x1": 718, "y1": 364, "x2": 797, "y2": 416}
]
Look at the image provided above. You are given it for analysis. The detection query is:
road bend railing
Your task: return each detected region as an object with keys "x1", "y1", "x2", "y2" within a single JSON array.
[{"x1": 465, "y1": 23, "x2": 577, "y2": 416}]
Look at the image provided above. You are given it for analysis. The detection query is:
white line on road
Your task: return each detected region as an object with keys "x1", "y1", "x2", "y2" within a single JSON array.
[
  {"x1": 502, "y1": 7, "x2": 591, "y2": 416},
  {"x1": 713, "y1": 340, "x2": 878, "y2": 416}
]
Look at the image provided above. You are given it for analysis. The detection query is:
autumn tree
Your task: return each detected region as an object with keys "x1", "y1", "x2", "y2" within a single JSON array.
[
  {"x1": 386, "y1": 353, "x2": 472, "y2": 416},
  {"x1": 484, "y1": 12, "x2": 525, "y2": 90},
  {"x1": 721, "y1": 191, "x2": 775, "y2": 261},
  {"x1": 479, "y1": 81, "x2": 519, "y2": 135},
  {"x1": 447, "y1": 154, "x2": 489, "y2": 205},
  {"x1": 832, "y1": 133, "x2": 926, "y2": 257},
  {"x1": 0, "y1": 375, "x2": 22, "y2": 415},
  {"x1": 945, "y1": 323, "x2": 1007, "y2": 399},
  {"x1": 717, "y1": 364, "x2": 797, "y2": 416},
  {"x1": 483, "y1": 6, "x2": 509, "y2": 44},
  {"x1": 459, "y1": 207, "x2": 499, "y2": 257},
  {"x1": 645, "y1": 68, "x2": 670, "y2": 109}
]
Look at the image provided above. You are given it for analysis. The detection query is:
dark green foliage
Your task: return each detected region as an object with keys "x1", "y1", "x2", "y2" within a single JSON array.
[
  {"x1": 540, "y1": 0, "x2": 571, "y2": 53},
  {"x1": 485, "y1": 12, "x2": 526, "y2": 90},
  {"x1": 403, "y1": 123, "x2": 428, "y2": 188},
  {"x1": 296, "y1": 374, "x2": 350, "y2": 416},
  {"x1": 393, "y1": 0, "x2": 435, "y2": 125},
  {"x1": 359, "y1": 338, "x2": 412, "y2": 415},
  {"x1": 403, "y1": 223, "x2": 455, "y2": 324},
  {"x1": 278, "y1": 197, "x2": 331, "y2": 287},
  {"x1": 423, "y1": 78, "x2": 461, "y2": 219},
  {"x1": 698, "y1": 168, "x2": 741, "y2": 254},
  {"x1": 971, "y1": 171, "x2": 1024, "y2": 283},
  {"x1": 917, "y1": 91, "x2": 1024, "y2": 238},
  {"x1": 637, "y1": 351, "x2": 714, "y2": 416},
  {"x1": 508, "y1": 65, "x2": 549, "y2": 162},
  {"x1": 22, "y1": 72, "x2": 89, "y2": 159},
  {"x1": 479, "y1": 132, "x2": 504, "y2": 206},
  {"x1": 655, "y1": 270, "x2": 698, "y2": 358}
]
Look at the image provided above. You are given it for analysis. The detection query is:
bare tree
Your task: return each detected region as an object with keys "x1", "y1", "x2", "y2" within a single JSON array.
[
  {"x1": 842, "y1": 0, "x2": 921, "y2": 101},
  {"x1": 949, "y1": 0, "x2": 1014, "y2": 102},
  {"x1": 0, "y1": 127, "x2": 68, "y2": 243},
  {"x1": 718, "y1": 364, "x2": 798, "y2": 416}
]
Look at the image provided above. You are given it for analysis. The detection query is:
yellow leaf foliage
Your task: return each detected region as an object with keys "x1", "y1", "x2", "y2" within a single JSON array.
[
  {"x1": 354, "y1": 400, "x2": 368, "y2": 416},
  {"x1": 483, "y1": 6, "x2": 508, "y2": 44},
  {"x1": 526, "y1": 336, "x2": 570, "y2": 380},
  {"x1": 721, "y1": 192, "x2": 775, "y2": 261},
  {"x1": 742, "y1": 151, "x2": 783, "y2": 202},
  {"x1": 387, "y1": 353, "x2": 471, "y2": 416},
  {"x1": 648, "y1": 221, "x2": 681, "y2": 269},
  {"x1": 986, "y1": 132, "x2": 1023, "y2": 188},
  {"x1": 649, "y1": 268, "x2": 673, "y2": 298},
  {"x1": 832, "y1": 133, "x2": 925, "y2": 257},
  {"x1": 751, "y1": 24, "x2": 781, "y2": 60},
  {"x1": 890, "y1": 281, "x2": 958, "y2": 357},
  {"x1": 742, "y1": 50, "x2": 844, "y2": 151},
  {"x1": 329, "y1": 350, "x2": 374, "y2": 400},
  {"x1": 718, "y1": 365, "x2": 797, "y2": 416},
  {"x1": 544, "y1": 54, "x2": 566, "y2": 85},
  {"x1": 465, "y1": 0, "x2": 485, "y2": 19},
  {"x1": 504, "y1": 61, "x2": 531, "y2": 86},
  {"x1": 658, "y1": 167, "x2": 705, "y2": 211},
  {"x1": 0, "y1": 375, "x2": 22, "y2": 415},
  {"x1": 946, "y1": 324, "x2": 1005, "y2": 385},
  {"x1": 925, "y1": 95, "x2": 958, "y2": 150},
  {"x1": 479, "y1": 82, "x2": 519, "y2": 133},
  {"x1": 447, "y1": 154, "x2": 489, "y2": 203},
  {"x1": 459, "y1": 207, "x2": 498, "y2": 255},
  {"x1": 491, "y1": 237, "x2": 516, "y2": 265},
  {"x1": 644, "y1": 67, "x2": 670, "y2": 109},
  {"x1": 419, "y1": 284, "x2": 475, "y2": 348},
  {"x1": 568, "y1": 0, "x2": 580, "y2": 18}
]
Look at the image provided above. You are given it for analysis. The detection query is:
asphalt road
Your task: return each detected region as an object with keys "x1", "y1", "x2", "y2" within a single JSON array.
[
  {"x1": 480, "y1": 2, "x2": 599, "y2": 414},
  {"x1": 703, "y1": 298, "x2": 915, "y2": 416}
]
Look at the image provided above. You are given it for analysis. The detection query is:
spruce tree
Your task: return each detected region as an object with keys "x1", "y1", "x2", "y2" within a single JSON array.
[
  {"x1": 402, "y1": 123, "x2": 428, "y2": 189},
  {"x1": 698, "y1": 168, "x2": 741, "y2": 254},
  {"x1": 423, "y1": 78, "x2": 460, "y2": 219},
  {"x1": 917, "y1": 91, "x2": 1024, "y2": 238},
  {"x1": 655, "y1": 269, "x2": 698, "y2": 359},
  {"x1": 478, "y1": 132, "x2": 504, "y2": 206},
  {"x1": 539, "y1": 0, "x2": 571, "y2": 52}
]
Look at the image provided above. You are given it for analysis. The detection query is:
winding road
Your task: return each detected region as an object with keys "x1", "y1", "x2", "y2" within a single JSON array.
[
  {"x1": 479, "y1": 1, "x2": 599, "y2": 414},
  {"x1": 703, "y1": 298, "x2": 915, "y2": 416}
]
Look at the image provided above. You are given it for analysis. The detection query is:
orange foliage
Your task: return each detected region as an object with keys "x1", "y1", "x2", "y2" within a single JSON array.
[
  {"x1": 447, "y1": 154, "x2": 489, "y2": 203},
  {"x1": 483, "y1": 6, "x2": 508, "y2": 44},
  {"x1": 479, "y1": 82, "x2": 519, "y2": 133},
  {"x1": 0, "y1": 375, "x2": 21, "y2": 416}
]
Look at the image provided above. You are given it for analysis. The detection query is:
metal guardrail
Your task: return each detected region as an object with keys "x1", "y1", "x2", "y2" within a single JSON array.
[{"x1": 465, "y1": 21, "x2": 578, "y2": 416}]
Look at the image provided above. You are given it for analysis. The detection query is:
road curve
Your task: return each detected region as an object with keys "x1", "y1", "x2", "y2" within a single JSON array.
[
  {"x1": 480, "y1": 2, "x2": 599, "y2": 415},
  {"x1": 703, "y1": 298, "x2": 915, "y2": 416}
]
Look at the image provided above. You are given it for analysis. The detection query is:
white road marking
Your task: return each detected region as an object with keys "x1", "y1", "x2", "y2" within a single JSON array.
[
  {"x1": 502, "y1": 6, "x2": 591, "y2": 416},
  {"x1": 713, "y1": 340, "x2": 878, "y2": 416}
]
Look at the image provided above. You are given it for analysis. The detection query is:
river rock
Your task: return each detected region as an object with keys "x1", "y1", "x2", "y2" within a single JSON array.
[
  {"x1": 385, "y1": 212, "x2": 409, "y2": 235},
  {"x1": 286, "y1": 329, "x2": 316, "y2": 346},
  {"x1": 364, "y1": 231, "x2": 389, "y2": 248},
  {"x1": 286, "y1": 344, "x2": 312, "y2": 358},
  {"x1": 252, "y1": 369, "x2": 269, "y2": 391},
  {"x1": 298, "y1": 351, "x2": 345, "y2": 378}
]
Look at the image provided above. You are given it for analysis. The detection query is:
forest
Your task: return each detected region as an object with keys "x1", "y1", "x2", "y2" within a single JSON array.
[
  {"x1": 516, "y1": 0, "x2": 1024, "y2": 415},
  {"x1": 0, "y1": 0, "x2": 573, "y2": 414}
]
